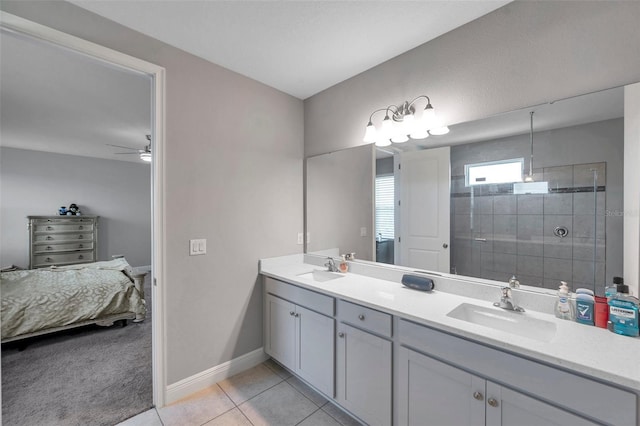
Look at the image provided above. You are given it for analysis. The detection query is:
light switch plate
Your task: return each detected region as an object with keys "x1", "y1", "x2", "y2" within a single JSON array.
[
  {"x1": 297, "y1": 233, "x2": 304, "y2": 245},
  {"x1": 360, "y1": 227, "x2": 367, "y2": 237},
  {"x1": 189, "y1": 239, "x2": 206, "y2": 256}
]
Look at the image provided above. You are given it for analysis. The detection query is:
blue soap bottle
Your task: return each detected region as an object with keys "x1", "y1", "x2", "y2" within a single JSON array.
[
  {"x1": 575, "y1": 288, "x2": 595, "y2": 326},
  {"x1": 608, "y1": 282, "x2": 639, "y2": 337}
]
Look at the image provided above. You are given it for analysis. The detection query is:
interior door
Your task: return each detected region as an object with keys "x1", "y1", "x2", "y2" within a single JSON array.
[{"x1": 397, "y1": 147, "x2": 450, "y2": 272}]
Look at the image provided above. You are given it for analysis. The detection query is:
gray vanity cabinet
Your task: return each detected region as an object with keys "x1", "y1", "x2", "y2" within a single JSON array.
[
  {"x1": 264, "y1": 278, "x2": 335, "y2": 397},
  {"x1": 398, "y1": 346, "x2": 596, "y2": 426},
  {"x1": 398, "y1": 319, "x2": 635, "y2": 426},
  {"x1": 336, "y1": 300, "x2": 393, "y2": 426},
  {"x1": 398, "y1": 346, "x2": 485, "y2": 426}
]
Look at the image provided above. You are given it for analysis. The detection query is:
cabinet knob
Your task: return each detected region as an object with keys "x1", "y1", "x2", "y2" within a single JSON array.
[
  {"x1": 79, "y1": 226, "x2": 83, "y2": 230},
  {"x1": 78, "y1": 255, "x2": 84, "y2": 260},
  {"x1": 473, "y1": 391, "x2": 483, "y2": 401},
  {"x1": 47, "y1": 226, "x2": 53, "y2": 230},
  {"x1": 443, "y1": 243, "x2": 449, "y2": 249},
  {"x1": 78, "y1": 244, "x2": 84, "y2": 248},
  {"x1": 46, "y1": 236, "x2": 53, "y2": 240},
  {"x1": 78, "y1": 235, "x2": 83, "y2": 239},
  {"x1": 46, "y1": 246, "x2": 53, "y2": 251},
  {"x1": 294, "y1": 313, "x2": 299, "y2": 317},
  {"x1": 358, "y1": 314, "x2": 365, "y2": 321},
  {"x1": 289, "y1": 311, "x2": 295, "y2": 316},
  {"x1": 338, "y1": 332, "x2": 345, "y2": 338},
  {"x1": 46, "y1": 257, "x2": 52, "y2": 262},
  {"x1": 487, "y1": 398, "x2": 499, "y2": 407}
]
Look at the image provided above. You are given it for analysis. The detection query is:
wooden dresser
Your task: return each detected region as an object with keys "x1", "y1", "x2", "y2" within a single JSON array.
[{"x1": 28, "y1": 215, "x2": 99, "y2": 269}]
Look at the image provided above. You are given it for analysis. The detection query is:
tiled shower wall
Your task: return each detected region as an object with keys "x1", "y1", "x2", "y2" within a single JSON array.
[
  {"x1": 449, "y1": 117, "x2": 624, "y2": 295},
  {"x1": 451, "y1": 162, "x2": 606, "y2": 292}
]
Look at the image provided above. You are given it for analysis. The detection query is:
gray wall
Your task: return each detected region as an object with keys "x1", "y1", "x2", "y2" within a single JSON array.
[
  {"x1": 0, "y1": 1, "x2": 304, "y2": 385},
  {"x1": 450, "y1": 118, "x2": 623, "y2": 294},
  {"x1": 304, "y1": 1, "x2": 640, "y2": 157},
  {"x1": 0, "y1": 147, "x2": 152, "y2": 268},
  {"x1": 306, "y1": 145, "x2": 374, "y2": 260}
]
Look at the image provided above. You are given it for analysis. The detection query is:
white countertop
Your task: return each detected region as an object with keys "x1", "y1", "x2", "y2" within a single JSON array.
[{"x1": 260, "y1": 255, "x2": 640, "y2": 392}]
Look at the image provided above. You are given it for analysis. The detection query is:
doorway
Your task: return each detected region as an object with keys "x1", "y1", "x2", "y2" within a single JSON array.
[{"x1": 0, "y1": 10, "x2": 166, "y2": 423}]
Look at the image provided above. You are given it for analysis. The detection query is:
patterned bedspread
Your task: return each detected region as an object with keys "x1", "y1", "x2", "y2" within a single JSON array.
[{"x1": 1, "y1": 258, "x2": 145, "y2": 339}]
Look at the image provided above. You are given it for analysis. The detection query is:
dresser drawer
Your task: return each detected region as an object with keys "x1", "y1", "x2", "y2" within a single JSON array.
[
  {"x1": 32, "y1": 217, "x2": 95, "y2": 224},
  {"x1": 337, "y1": 299, "x2": 392, "y2": 338},
  {"x1": 33, "y1": 223, "x2": 94, "y2": 233},
  {"x1": 33, "y1": 232, "x2": 94, "y2": 243},
  {"x1": 32, "y1": 242, "x2": 94, "y2": 254},
  {"x1": 33, "y1": 251, "x2": 95, "y2": 267}
]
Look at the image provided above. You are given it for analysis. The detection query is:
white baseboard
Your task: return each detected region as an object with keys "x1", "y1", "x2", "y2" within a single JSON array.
[{"x1": 165, "y1": 347, "x2": 268, "y2": 404}]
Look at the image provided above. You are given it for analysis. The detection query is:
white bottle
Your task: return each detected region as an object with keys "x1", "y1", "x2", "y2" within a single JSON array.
[{"x1": 555, "y1": 281, "x2": 575, "y2": 320}]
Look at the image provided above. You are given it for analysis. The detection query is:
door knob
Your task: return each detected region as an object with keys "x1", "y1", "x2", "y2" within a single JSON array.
[
  {"x1": 488, "y1": 398, "x2": 499, "y2": 407},
  {"x1": 473, "y1": 391, "x2": 483, "y2": 401}
]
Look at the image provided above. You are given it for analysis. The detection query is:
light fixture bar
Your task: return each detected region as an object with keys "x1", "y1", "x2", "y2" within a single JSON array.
[{"x1": 363, "y1": 95, "x2": 448, "y2": 146}]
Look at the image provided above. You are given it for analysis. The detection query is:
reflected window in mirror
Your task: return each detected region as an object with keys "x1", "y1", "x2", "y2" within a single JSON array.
[{"x1": 375, "y1": 171, "x2": 395, "y2": 265}]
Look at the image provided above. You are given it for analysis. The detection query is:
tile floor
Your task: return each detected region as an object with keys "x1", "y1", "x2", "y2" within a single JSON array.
[{"x1": 118, "y1": 359, "x2": 363, "y2": 426}]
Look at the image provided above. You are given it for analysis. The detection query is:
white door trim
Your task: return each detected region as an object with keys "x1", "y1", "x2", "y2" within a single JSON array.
[{"x1": 0, "y1": 11, "x2": 168, "y2": 408}]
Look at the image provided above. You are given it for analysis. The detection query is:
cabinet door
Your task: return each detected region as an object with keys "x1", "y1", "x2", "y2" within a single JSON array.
[
  {"x1": 485, "y1": 382, "x2": 598, "y2": 426},
  {"x1": 296, "y1": 305, "x2": 335, "y2": 397},
  {"x1": 265, "y1": 294, "x2": 296, "y2": 371},
  {"x1": 398, "y1": 347, "x2": 485, "y2": 426},
  {"x1": 336, "y1": 323, "x2": 392, "y2": 426}
]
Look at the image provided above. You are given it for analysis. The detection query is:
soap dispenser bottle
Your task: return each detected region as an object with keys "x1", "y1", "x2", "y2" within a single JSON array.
[
  {"x1": 555, "y1": 281, "x2": 575, "y2": 320},
  {"x1": 338, "y1": 255, "x2": 349, "y2": 273}
]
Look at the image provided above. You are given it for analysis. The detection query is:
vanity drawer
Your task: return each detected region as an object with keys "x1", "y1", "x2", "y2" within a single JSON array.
[
  {"x1": 265, "y1": 277, "x2": 334, "y2": 316},
  {"x1": 399, "y1": 319, "x2": 637, "y2": 426},
  {"x1": 33, "y1": 251, "x2": 95, "y2": 267},
  {"x1": 337, "y1": 299, "x2": 392, "y2": 338}
]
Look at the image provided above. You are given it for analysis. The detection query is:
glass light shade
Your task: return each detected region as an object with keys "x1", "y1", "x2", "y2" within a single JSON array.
[
  {"x1": 402, "y1": 113, "x2": 414, "y2": 134},
  {"x1": 429, "y1": 126, "x2": 450, "y2": 135},
  {"x1": 375, "y1": 135, "x2": 391, "y2": 147},
  {"x1": 524, "y1": 174, "x2": 534, "y2": 182},
  {"x1": 391, "y1": 133, "x2": 409, "y2": 143},
  {"x1": 140, "y1": 152, "x2": 152, "y2": 162},
  {"x1": 363, "y1": 122, "x2": 377, "y2": 143},
  {"x1": 380, "y1": 116, "x2": 393, "y2": 139},
  {"x1": 420, "y1": 105, "x2": 437, "y2": 130}
]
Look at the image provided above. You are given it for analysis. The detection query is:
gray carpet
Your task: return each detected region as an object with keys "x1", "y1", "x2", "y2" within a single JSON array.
[{"x1": 1, "y1": 276, "x2": 153, "y2": 426}]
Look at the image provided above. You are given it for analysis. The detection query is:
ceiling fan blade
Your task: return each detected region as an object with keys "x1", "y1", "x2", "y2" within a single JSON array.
[{"x1": 106, "y1": 143, "x2": 140, "y2": 151}]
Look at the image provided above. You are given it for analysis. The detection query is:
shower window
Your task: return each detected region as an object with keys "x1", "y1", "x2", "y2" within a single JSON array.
[{"x1": 465, "y1": 158, "x2": 524, "y2": 186}]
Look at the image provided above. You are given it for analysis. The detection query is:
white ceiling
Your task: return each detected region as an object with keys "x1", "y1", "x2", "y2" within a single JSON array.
[
  {"x1": 68, "y1": 0, "x2": 510, "y2": 100},
  {"x1": 0, "y1": 29, "x2": 152, "y2": 163}
]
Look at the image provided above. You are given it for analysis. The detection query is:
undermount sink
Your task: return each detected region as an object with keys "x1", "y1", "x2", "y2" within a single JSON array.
[
  {"x1": 297, "y1": 270, "x2": 344, "y2": 283},
  {"x1": 446, "y1": 303, "x2": 557, "y2": 343}
]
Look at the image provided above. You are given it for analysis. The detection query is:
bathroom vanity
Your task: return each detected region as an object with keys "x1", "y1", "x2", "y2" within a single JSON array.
[{"x1": 260, "y1": 254, "x2": 639, "y2": 426}]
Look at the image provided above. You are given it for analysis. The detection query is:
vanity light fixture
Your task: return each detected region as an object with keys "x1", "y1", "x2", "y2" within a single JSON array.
[{"x1": 363, "y1": 95, "x2": 449, "y2": 147}]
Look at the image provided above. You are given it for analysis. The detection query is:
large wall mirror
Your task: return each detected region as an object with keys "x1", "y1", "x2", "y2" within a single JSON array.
[{"x1": 306, "y1": 84, "x2": 638, "y2": 296}]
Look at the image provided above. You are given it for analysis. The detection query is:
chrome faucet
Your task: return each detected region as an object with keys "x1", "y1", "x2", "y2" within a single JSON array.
[
  {"x1": 325, "y1": 257, "x2": 339, "y2": 272},
  {"x1": 493, "y1": 286, "x2": 525, "y2": 312}
]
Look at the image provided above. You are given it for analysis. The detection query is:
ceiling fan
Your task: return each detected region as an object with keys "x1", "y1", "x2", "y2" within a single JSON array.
[{"x1": 107, "y1": 135, "x2": 152, "y2": 162}]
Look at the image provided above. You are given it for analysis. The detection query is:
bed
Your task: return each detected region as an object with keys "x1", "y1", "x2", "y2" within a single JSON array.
[{"x1": 1, "y1": 258, "x2": 146, "y2": 343}]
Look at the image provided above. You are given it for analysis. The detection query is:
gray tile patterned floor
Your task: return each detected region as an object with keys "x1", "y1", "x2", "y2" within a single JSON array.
[{"x1": 117, "y1": 360, "x2": 363, "y2": 426}]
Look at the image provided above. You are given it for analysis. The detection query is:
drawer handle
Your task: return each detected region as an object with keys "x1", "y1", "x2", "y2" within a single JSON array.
[
  {"x1": 289, "y1": 311, "x2": 295, "y2": 316},
  {"x1": 358, "y1": 314, "x2": 365, "y2": 321},
  {"x1": 78, "y1": 235, "x2": 83, "y2": 239},
  {"x1": 488, "y1": 398, "x2": 499, "y2": 408},
  {"x1": 46, "y1": 236, "x2": 53, "y2": 240},
  {"x1": 338, "y1": 332, "x2": 345, "y2": 338},
  {"x1": 473, "y1": 392, "x2": 483, "y2": 401}
]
